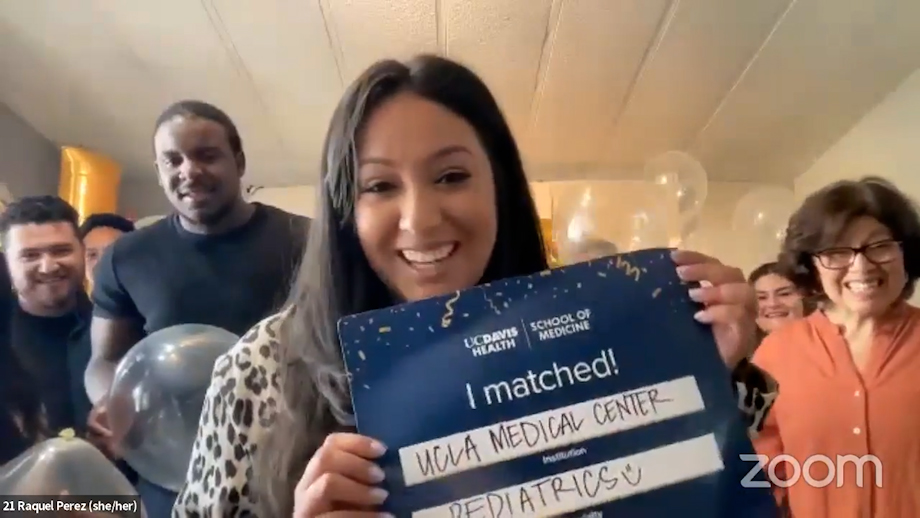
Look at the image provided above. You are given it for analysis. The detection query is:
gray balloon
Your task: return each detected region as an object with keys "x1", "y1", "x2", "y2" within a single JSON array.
[
  {"x1": 107, "y1": 324, "x2": 239, "y2": 492},
  {"x1": 0, "y1": 436, "x2": 145, "y2": 517}
]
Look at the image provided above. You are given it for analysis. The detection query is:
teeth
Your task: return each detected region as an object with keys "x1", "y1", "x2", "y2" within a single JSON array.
[
  {"x1": 846, "y1": 280, "x2": 882, "y2": 293},
  {"x1": 402, "y1": 245, "x2": 454, "y2": 264}
]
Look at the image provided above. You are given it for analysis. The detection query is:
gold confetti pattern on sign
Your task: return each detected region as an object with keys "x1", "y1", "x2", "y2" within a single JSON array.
[
  {"x1": 378, "y1": 326, "x2": 391, "y2": 333},
  {"x1": 481, "y1": 289, "x2": 502, "y2": 315},
  {"x1": 614, "y1": 255, "x2": 645, "y2": 282},
  {"x1": 441, "y1": 291, "x2": 462, "y2": 328}
]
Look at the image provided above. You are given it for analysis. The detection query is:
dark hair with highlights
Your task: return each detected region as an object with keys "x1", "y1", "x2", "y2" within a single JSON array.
[
  {"x1": 252, "y1": 55, "x2": 548, "y2": 516},
  {"x1": 778, "y1": 176, "x2": 920, "y2": 300}
]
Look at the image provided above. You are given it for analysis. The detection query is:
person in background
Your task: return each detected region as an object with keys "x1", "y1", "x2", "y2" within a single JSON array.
[
  {"x1": 80, "y1": 213, "x2": 135, "y2": 285},
  {"x1": 748, "y1": 261, "x2": 807, "y2": 337},
  {"x1": 0, "y1": 197, "x2": 93, "y2": 438},
  {"x1": 753, "y1": 176, "x2": 920, "y2": 517},
  {"x1": 173, "y1": 55, "x2": 776, "y2": 517},
  {"x1": 0, "y1": 252, "x2": 49, "y2": 466},
  {"x1": 84, "y1": 100, "x2": 309, "y2": 517}
]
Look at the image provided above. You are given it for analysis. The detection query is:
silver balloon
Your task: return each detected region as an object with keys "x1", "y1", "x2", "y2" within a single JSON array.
[
  {"x1": 107, "y1": 324, "x2": 239, "y2": 492},
  {"x1": 0, "y1": 434, "x2": 145, "y2": 517}
]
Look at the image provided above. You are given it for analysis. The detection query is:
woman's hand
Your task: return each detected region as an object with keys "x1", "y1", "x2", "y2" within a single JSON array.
[
  {"x1": 293, "y1": 433, "x2": 391, "y2": 518},
  {"x1": 672, "y1": 250, "x2": 757, "y2": 369}
]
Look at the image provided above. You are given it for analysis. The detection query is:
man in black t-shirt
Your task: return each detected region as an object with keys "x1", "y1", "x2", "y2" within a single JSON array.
[
  {"x1": 85, "y1": 100, "x2": 308, "y2": 517},
  {"x1": 0, "y1": 196, "x2": 94, "y2": 436}
]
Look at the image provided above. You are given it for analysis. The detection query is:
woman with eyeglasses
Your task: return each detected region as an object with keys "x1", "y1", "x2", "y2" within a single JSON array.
[{"x1": 752, "y1": 176, "x2": 920, "y2": 517}]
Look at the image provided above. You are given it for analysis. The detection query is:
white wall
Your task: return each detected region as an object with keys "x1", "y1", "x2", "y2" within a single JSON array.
[
  {"x1": 248, "y1": 185, "x2": 315, "y2": 218},
  {"x1": 796, "y1": 68, "x2": 920, "y2": 200},
  {"x1": 795, "y1": 67, "x2": 920, "y2": 304},
  {"x1": 254, "y1": 180, "x2": 778, "y2": 274},
  {"x1": 0, "y1": 102, "x2": 60, "y2": 197}
]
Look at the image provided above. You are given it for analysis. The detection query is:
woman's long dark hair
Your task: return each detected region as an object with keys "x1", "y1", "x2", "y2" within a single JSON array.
[
  {"x1": 0, "y1": 254, "x2": 46, "y2": 465},
  {"x1": 252, "y1": 55, "x2": 548, "y2": 515}
]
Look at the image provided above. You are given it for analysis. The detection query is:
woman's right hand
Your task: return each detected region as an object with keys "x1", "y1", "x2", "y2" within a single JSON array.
[{"x1": 293, "y1": 433, "x2": 391, "y2": 518}]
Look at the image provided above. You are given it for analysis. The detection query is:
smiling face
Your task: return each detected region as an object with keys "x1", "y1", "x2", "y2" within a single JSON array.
[
  {"x1": 354, "y1": 92, "x2": 498, "y2": 302},
  {"x1": 83, "y1": 226, "x2": 125, "y2": 282},
  {"x1": 5, "y1": 222, "x2": 83, "y2": 315},
  {"x1": 754, "y1": 273, "x2": 804, "y2": 333},
  {"x1": 813, "y1": 216, "x2": 907, "y2": 318},
  {"x1": 153, "y1": 115, "x2": 243, "y2": 227}
]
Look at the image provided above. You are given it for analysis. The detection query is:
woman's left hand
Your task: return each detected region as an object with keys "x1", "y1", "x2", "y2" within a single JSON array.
[{"x1": 671, "y1": 249, "x2": 757, "y2": 369}]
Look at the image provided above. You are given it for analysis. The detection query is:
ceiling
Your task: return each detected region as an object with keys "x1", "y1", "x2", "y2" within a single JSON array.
[{"x1": 1, "y1": 0, "x2": 919, "y2": 187}]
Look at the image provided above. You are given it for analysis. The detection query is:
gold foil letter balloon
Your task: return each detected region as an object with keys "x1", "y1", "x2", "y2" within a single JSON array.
[
  {"x1": 540, "y1": 218, "x2": 562, "y2": 268},
  {"x1": 59, "y1": 147, "x2": 121, "y2": 223}
]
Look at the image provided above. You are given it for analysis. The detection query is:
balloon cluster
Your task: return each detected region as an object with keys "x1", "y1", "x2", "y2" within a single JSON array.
[
  {"x1": 548, "y1": 151, "x2": 709, "y2": 266},
  {"x1": 730, "y1": 186, "x2": 797, "y2": 265}
]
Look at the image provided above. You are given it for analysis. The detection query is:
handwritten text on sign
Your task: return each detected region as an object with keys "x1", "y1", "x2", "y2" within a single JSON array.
[
  {"x1": 399, "y1": 376, "x2": 705, "y2": 486},
  {"x1": 412, "y1": 434, "x2": 725, "y2": 518}
]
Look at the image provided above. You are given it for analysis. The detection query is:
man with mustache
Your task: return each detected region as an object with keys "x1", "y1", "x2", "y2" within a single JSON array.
[
  {"x1": 0, "y1": 196, "x2": 94, "y2": 437},
  {"x1": 84, "y1": 100, "x2": 309, "y2": 517}
]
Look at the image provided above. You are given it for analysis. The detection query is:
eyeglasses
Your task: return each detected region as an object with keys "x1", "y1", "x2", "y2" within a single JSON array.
[{"x1": 813, "y1": 239, "x2": 902, "y2": 270}]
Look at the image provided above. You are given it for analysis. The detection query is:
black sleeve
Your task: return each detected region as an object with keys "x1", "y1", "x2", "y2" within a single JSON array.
[
  {"x1": 91, "y1": 243, "x2": 142, "y2": 321},
  {"x1": 731, "y1": 357, "x2": 779, "y2": 438},
  {"x1": 287, "y1": 214, "x2": 310, "y2": 271}
]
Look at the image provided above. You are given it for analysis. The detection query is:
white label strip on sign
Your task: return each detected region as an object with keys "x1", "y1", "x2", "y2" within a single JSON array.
[
  {"x1": 400, "y1": 375, "x2": 705, "y2": 486},
  {"x1": 412, "y1": 433, "x2": 725, "y2": 518}
]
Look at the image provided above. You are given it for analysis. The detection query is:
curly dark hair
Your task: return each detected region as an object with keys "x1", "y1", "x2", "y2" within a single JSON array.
[{"x1": 777, "y1": 176, "x2": 920, "y2": 300}]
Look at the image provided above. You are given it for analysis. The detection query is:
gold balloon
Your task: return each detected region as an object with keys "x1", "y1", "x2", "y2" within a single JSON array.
[
  {"x1": 58, "y1": 147, "x2": 121, "y2": 223},
  {"x1": 540, "y1": 218, "x2": 562, "y2": 268}
]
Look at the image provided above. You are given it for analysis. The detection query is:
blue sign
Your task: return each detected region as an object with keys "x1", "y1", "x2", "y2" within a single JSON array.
[{"x1": 338, "y1": 249, "x2": 777, "y2": 517}]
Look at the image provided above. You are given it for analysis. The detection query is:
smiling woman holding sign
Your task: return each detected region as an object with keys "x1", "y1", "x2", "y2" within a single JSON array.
[{"x1": 172, "y1": 55, "x2": 778, "y2": 517}]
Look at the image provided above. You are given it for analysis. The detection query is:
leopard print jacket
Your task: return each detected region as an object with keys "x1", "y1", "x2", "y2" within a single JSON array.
[{"x1": 172, "y1": 313, "x2": 779, "y2": 518}]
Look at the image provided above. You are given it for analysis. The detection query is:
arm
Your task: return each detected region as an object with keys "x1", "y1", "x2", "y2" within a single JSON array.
[
  {"x1": 172, "y1": 342, "x2": 264, "y2": 517},
  {"x1": 84, "y1": 245, "x2": 144, "y2": 404}
]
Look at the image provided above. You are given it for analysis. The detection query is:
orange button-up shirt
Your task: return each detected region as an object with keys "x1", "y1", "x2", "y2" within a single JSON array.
[{"x1": 752, "y1": 305, "x2": 920, "y2": 517}]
